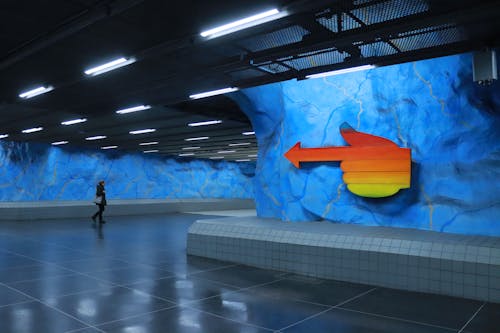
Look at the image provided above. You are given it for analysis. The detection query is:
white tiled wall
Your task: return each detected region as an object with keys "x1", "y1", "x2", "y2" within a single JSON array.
[{"x1": 187, "y1": 217, "x2": 500, "y2": 303}]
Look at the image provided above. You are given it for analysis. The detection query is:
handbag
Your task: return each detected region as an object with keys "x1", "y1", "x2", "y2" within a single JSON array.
[{"x1": 94, "y1": 196, "x2": 103, "y2": 204}]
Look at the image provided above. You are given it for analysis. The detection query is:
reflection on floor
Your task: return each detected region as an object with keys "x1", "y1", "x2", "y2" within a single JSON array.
[{"x1": 0, "y1": 212, "x2": 497, "y2": 333}]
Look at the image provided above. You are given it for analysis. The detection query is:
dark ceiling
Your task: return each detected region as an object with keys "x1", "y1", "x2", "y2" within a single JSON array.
[{"x1": 1, "y1": 0, "x2": 499, "y2": 161}]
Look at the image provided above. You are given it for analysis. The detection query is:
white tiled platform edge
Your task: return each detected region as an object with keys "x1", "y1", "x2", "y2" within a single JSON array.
[
  {"x1": 187, "y1": 217, "x2": 500, "y2": 303},
  {"x1": 0, "y1": 198, "x2": 255, "y2": 221}
]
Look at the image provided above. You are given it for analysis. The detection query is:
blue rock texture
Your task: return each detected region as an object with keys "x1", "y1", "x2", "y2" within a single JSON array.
[
  {"x1": 0, "y1": 141, "x2": 255, "y2": 201},
  {"x1": 232, "y1": 53, "x2": 500, "y2": 236}
]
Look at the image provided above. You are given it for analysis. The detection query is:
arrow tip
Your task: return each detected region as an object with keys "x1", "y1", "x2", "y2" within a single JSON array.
[{"x1": 285, "y1": 142, "x2": 301, "y2": 168}]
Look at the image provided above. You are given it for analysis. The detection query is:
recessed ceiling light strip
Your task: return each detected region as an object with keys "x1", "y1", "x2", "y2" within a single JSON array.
[
  {"x1": 229, "y1": 142, "x2": 251, "y2": 146},
  {"x1": 143, "y1": 150, "x2": 159, "y2": 153},
  {"x1": 189, "y1": 87, "x2": 238, "y2": 99},
  {"x1": 84, "y1": 57, "x2": 136, "y2": 76},
  {"x1": 188, "y1": 120, "x2": 222, "y2": 127},
  {"x1": 182, "y1": 146, "x2": 201, "y2": 150},
  {"x1": 116, "y1": 105, "x2": 151, "y2": 114},
  {"x1": 85, "y1": 135, "x2": 107, "y2": 141},
  {"x1": 19, "y1": 86, "x2": 54, "y2": 99},
  {"x1": 0, "y1": 134, "x2": 9, "y2": 139},
  {"x1": 200, "y1": 9, "x2": 285, "y2": 39},
  {"x1": 61, "y1": 118, "x2": 87, "y2": 126},
  {"x1": 185, "y1": 137, "x2": 209, "y2": 141},
  {"x1": 129, "y1": 129, "x2": 156, "y2": 135},
  {"x1": 52, "y1": 141, "x2": 68, "y2": 145},
  {"x1": 139, "y1": 141, "x2": 158, "y2": 146},
  {"x1": 242, "y1": 131, "x2": 255, "y2": 135},
  {"x1": 305, "y1": 65, "x2": 376, "y2": 79},
  {"x1": 22, "y1": 127, "x2": 43, "y2": 133}
]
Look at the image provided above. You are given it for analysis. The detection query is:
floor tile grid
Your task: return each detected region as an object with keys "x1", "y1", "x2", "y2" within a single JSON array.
[
  {"x1": 457, "y1": 302, "x2": 486, "y2": 333},
  {"x1": 2, "y1": 231, "x2": 272, "y2": 299},
  {"x1": 67, "y1": 276, "x2": 292, "y2": 332},
  {"x1": 1, "y1": 248, "x2": 183, "y2": 326},
  {"x1": 10, "y1": 232, "x2": 483, "y2": 333},
  {"x1": 276, "y1": 288, "x2": 492, "y2": 333},
  {"x1": 0, "y1": 265, "x2": 78, "y2": 285},
  {"x1": 4, "y1": 244, "x2": 294, "y2": 332},
  {"x1": 0, "y1": 299, "x2": 33, "y2": 310},
  {"x1": 0, "y1": 281, "x2": 105, "y2": 333},
  {"x1": 321, "y1": 307, "x2": 459, "y2": 333},
  {"x1": 273, "y1": 287, "x2": 379, "y2": 332}
]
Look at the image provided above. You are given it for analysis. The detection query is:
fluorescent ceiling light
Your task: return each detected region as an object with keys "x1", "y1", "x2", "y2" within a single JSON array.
[
  {"x1": 200, "y1": 9, "x2": 285, "y2": 39},
  {"x1": 85, "y1": 135, "x2": 106, "y2": 141},
  {"x1": 84, "y1": 57, "x2": 136, "y2": 76},
  {"x1": 182, "y1": 146, "x2": 200, "y2": 150},
  {"x1": 19, "y1": 86, "x2": 54, "y2": 99},
  {"x1": 116, "y1": 105, "x2": 151, "y2": 114},
  {"x1": 236, "y1": 159, "x2": 251, "y2": 162},
  {"x1": 189, "y1": 87, "x2": 238, "y2": 99},
  {"x1": 52, "y1": 141, "x2": 68, "y2": 145},
  {"x1": 188, "y1": 120, "x2": 222, "y2": 127},
  {"x1": 179, "y1": 153, "x2": 195, "y2": 157},
  {"x1": 22, "y1": 127, "x2": 43, "y2": 133},
  {"x1": 209, "y1": 156, "x2": 224, "y2": 160},
  {"x1": 185, "y1": 136, "x2": 209, "y2": 141},
  {"x1": 218, "y1": 150, "x2": 236, "y2": 154},
  {"x1": 229, "y1": 142, "x2": 250, "y2": 147},
  {"x1": 242, "y1": 131, "x2": 255, "y2": 135},
  {"x1": 248, "y1": 154, "x2": 257, "y2": 157},
  {"x1": 0, "y1": 134, "x2": 9, "y2": 139},
  {"x1": 306, "y1": 65, "x2": 376, "y2": 79},
  {"x1": 61, "y1": 118, "x2": 87, "y2": 126},
  {"x1": 130, "y1": 129, "x2": 156, "y2": 135},
  {"x1": 143, "y1": 150, "x2": 159, "y2": 153},
  {"x1": 101, "y1": 146, "x2": 118, "y2": 150},
  {"x1": 139, "y1": 141, "x2": 158, "y2": 146}
]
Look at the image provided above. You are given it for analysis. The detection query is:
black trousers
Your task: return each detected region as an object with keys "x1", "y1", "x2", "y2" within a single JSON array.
[{"x1": 92, "y1": 204, "x2": 105, "y2": 222}]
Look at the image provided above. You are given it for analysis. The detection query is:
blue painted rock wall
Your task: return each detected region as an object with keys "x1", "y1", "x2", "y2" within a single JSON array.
[
  {"x1": 232, "y1": 53, "x2": 500, "y2": 236},
  {"x1": 0, "y1": 141, "x2": 255, "y2": 201}
]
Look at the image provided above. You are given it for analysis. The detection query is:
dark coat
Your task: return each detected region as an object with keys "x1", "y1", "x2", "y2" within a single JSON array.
[{"x1": 96, "y1": 183, "x2": 107, "y2": 206}]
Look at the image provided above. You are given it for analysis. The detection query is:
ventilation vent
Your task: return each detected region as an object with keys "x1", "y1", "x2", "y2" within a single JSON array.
[
  {"x1": 351, "y1": 0, "x2": 429, "y2": 25},
  {"x1": 391, "y1": 27, "x2": 463, "y2": 52},
  {"x1": 237, "y1": 26, "x2": 310, "y2": 52}
]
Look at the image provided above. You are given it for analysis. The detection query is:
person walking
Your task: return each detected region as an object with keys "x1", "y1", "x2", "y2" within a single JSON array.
[{"x1": 92, "y1": 180, "x2": 107, "y2": 224}]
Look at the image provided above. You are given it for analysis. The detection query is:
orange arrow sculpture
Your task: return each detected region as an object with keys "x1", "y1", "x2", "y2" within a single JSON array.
[{"x1": 285, "y1": 123, "x2": 411, "y2": 198}]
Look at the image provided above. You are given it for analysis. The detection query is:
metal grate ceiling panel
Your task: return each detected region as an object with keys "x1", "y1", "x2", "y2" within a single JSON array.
[
  {"x1": 237, "y1": 25, "x2": 310, "y2": 52},
  {"x1": 283, "y1": 49, "x2": 346, "y2": 70},
  {"x1": 351, "y1": 0, "x2": 429, "y2": 25},
  {"x1": 317, "y1": 16, "x2": 338, "y2": 33},
  {"x1": 391, "y1": 27, "x2": 463, "y2": 52},
  {"x1": 229, "y1": 68, "x2": 267, "y2": 81},
  {"x1": 360, "y1": 41, "x2": 399, "y2": 57},
  {"x1": 317, "y1": 13, "x2": 362, "y2": 33},
  {"x1": 255, "y1": 62, "x2": 290, "y2": 74},
  {"x1": 396, "y1": 24, "x2": 455, "y2": 38}
]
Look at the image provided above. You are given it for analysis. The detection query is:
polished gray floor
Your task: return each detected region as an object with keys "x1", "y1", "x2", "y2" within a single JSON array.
[{"x1": 0, "y1": 213, "x2": 497, "y2": 333}]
